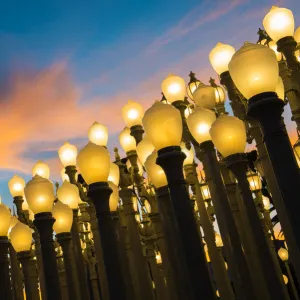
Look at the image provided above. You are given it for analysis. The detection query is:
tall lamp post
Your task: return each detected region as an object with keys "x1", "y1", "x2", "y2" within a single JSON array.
[
  {"x1": 143, "y1": 101, "x2": 215, "y2": 299},
  {"x1": 25, "y1": 174, "x2": 62, "y2": 300},
  {"x1": 77, "y1": 142, "x2": 128, "y2": 300},
  {"x1": 10, "y1": 222, "x2": 40, "y2": 300}
]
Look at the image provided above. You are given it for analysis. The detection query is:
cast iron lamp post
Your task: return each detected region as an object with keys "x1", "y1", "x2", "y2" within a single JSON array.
[
  {"x1": 0, "y1": 203, "x2": 13, "y2": 300},
  {"x1": 24, "y1": 174, "x2": 62, "y2": 300},
  {"x1": 228, "y1": 42, "x2": 300, "y2": 274},
  {"x1": 10, "y1": 222, "x2": 40, "y2": 300},
  {"x1": 77, "y1": 142, "x2": 127, "y2": 300},
  {"x1": 210, "y1": 114, "x2": 289, "y2": 300},
  {"x1": 53, "y1": 201, "x2": 81, "y2": 300},
  {"x1": 143, "y1": 101, "x2": 215, "y2": 299}
]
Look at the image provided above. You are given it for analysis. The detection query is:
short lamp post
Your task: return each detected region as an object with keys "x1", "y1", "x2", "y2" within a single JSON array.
[
  {"x1": 53, "y1": 201, "x2": 80, "y2": 300},
  {"x1": 228, "y1": 42, "x2": 300, "y2": 268},
  {"x1": 210, "y1": 114, "x2": 289, "y2": 300},
  {"x1": 10, "y1": 222, "x2": 40, "y2": 300},
  {"x1": 24, "y1": 174, "x2": 62, "y2": 300},
  {"x1": 278, "y1": 248, "x2": 299, "y2": 300},
  {"x1": 0, "y1": 203, "x2": 13, "y2": 300},
  {"x1": 77, "y1": 142, "x2": 127, "y2": 300},
  {"x1": 143, "y1": 101, "x2": 215, "y2": 299}
]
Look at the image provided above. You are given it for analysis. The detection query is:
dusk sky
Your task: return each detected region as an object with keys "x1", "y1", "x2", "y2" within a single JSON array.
[{"x1": 0, "y1": 0, "x2": 299, "y2": 208}]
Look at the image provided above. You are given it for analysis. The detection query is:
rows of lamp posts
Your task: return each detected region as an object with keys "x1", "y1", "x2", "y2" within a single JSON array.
[{"x1": 0, "y1": 5, "x2": 300, "y2": 300}]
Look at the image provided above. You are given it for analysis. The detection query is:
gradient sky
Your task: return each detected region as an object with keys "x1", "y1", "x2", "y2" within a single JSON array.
[{"x1": 0, "y1": 0, "x2": 299, "y2": 208}]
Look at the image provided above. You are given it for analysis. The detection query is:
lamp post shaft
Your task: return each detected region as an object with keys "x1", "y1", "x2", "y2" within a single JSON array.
[
  {"x1": 88, "y1": 182, "x2": 128, "y2": 300},
  {"x1": 157, "y1": 147, "x2": 215, "y2": 300},
  {"x1": 285, "y1": 261, "x2": 300, "y2": 300},
  {"x1": 0, "y1": 237, "x2": 12, "y2": 300},
  {"x1": 57, "y1": 232, "x2": 81, "y2": 300},
  {"x1": 18, "y1": 251, "x2": 40, "y2": 300},
  {"x1": 226, "y1": 153, "x2": 289, "y2": 300},
  {"x1": 33, "y1": 213, "x2": 62, "y2": 300}
]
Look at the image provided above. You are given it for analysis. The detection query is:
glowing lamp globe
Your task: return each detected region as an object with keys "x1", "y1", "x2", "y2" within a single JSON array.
[
  {"x1": 143, "y1": 102, "x2": 182, "y2": 150},
  {"x1": 187, "y1": 107, "x2": 216, "y2": 144},
  {"x1": 57, "y1": 180, "x2": 79, "y2": 209},
  {"x1": 295, "y1": 26, "x2": 300, "y2": 43},
  {"x1": 210, "y1": 115, "x2": 247, "y2": 158},
  {"x1": 8, "y1": 216, "x2": 20, "y2": 236},
  {"x1": 161, "y1": 74, "x2": 186, "y2": 103},
  {"x1": 58, "y1": 142, "x2": 77, "y2": 167},
  {"x1": 136, "y1": 136, "x2": 155, "y2": 166},
  {"x1": 108, "y1": 162, "x2": 120, "y2": 186},
  {"x1": 247, "y1": 171, "x2": 262, "y2": 192},
  {"x1": 32, "y1": 161, "x2": 50, "y2": 179},
  {"x1": 263, "y1": 6, "x2": 295, "y2": 42},
  {"x1": 156, "y1": 252, "x2": 162, "y2": 264},
  {"x1": 144, "y1": 152, "x2": 168, "y2": 188},
  {"x1": 193, "y1": 85, "x2": 216, "y2": 109},
  {"x1": 0, "y1": 204, "x2": 12, "y2": 236},
  {"x1": 108, "y1": 181, "x2": 119, "y2": 211},
  {"x1": 10, "y1": 223, "x2": 32, "y2": 252},
  {"x1": 22, "y1": 197, "x2": 29, "y2": 210},
  {"x1": 52, "y1": 201, "x2": 73, "y2": 234},
  {"x1": 268, "y1": 41, "x2": 283, "y2": 61},
  {"x1": 119, "y1": 127, "x2": 137, "y2": 152},
  {"x1": 278, "y1": 247, "x2": 289, "y2": 261},
  {"x1": 77, "y1": 143, "x2": 110, "y2": 184},
  {"x1": 187, "y1": 78, "x2": 202, "y2": 100},
  {"x1": 24, "y1": 175, "x2": 55, "y2": 214},
  {"x1": 209, "y1": 42, "x2": 236, "y2": 75},
  {"x1": 181, "y1": 143, "x2": 195, "y2": 166},
  {"x1": 122, "y1": 100, "x2": 144, "y2": 128},
  {"x1": 228, "y1": 42, "x2": 279, "y2": 100},
  {"x1": 215, "y1": 86, "x2": 226, "y2": 104},
  {"x1": 88, "y1": 122, "x2": 108, "y2": 147},
  {"x1": 8, "y1": 175, "x2": 25, "y2": 197},
  {"x1": 275, "y1": 76, "x2": 285, "y2": 100}
]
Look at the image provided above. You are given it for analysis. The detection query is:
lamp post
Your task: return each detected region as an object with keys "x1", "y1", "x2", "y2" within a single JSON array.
[
  {"x1": 187, "y1": 107, "x2": 256, "y2": 300},
  {"x1": 0, "y1": 203, "x2": 13, "y2": 300},
  {"x1": 228, "y1": 42, "x2": 300, "y2": 278},
  {"x1": 143, "y1": 102, "x2": 215, "y2": 299},
  {"x1": 210, "y1": 114, "x2": 289, "y2": 299},
  {"x1": 10, "y1": 222, "x2": 40, "y2": 300},
  {"x1": 53, "y1": 201, "x2": 81, "y2": 300},
  {"x1": 278, "y1": 248, "x2": 299, "y2": 300},
  {"x1": 25, "y1": 174, "x2": 62, "y2": 300},
  {"x1": 77, "y1": 142, "x2": 128, "y2": 300},
  {"x1": 58, "y1": 142, "x2": 91, "y2": 300}
]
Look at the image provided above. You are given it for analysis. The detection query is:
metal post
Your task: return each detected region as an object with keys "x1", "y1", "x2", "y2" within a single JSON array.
[{"x1": 0, "y1": 237, "x2": 13, "y2": 300}]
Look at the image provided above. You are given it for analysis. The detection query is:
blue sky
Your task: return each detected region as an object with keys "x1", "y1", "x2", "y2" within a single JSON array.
[{"x1": 0, "y1": 0, "x2": 299, "y2": 208}]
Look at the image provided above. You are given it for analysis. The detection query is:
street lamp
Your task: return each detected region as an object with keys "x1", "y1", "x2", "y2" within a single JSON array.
[
  {"x1": 53, "y1": 201, "x2": 80, "y2": 300},
  {"x1": 193, "y1": 85, "x2": 216, "y2": 109},
  {"x1": 88, "y1": 121, "x2": 108, "y2": 147},
  {"x1": 24, "y1": 174, "x2": 62, "y2": 299},
  {"x1": 119, "y1": 127, "x2": 137, "y2": 153},
  {"x1": 57, "y1": 180, "x2": 79, "y2": 210},
  {"x1": 10, "y1": 222, "x2": 40, "y2": 300},
  {"x1": 143, "y1": 101, "x2": 215, "y2": 299},
  {"x1": 210, "y1": 114, "x2": 289, "y2": 299},
  {"x1": 8, "y1": 175, "x2": 26, "y2": 218},
  {"x1": 77, "y1": 142, "x2": 127, "y2": 299},
  {"x1": 0, "y1": 203, "x2": 13, "y2": 300},
  {"x1": 161, "y1": 74, "x2": 186, "y2": 104},
  {"x1": 32, "y1": 161, "x2": 50, "y2": 179}
]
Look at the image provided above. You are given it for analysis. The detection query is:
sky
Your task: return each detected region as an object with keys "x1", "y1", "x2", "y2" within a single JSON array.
[{"x1": 0, "y1": 0, "x2": 299, "y2": 208}]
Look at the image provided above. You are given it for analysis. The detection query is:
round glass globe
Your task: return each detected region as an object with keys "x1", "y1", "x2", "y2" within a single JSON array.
[
  {"x1": 0, "y1": 204, "x2": 12, "y2": 236},
  {"x1": 143, "y1": 102, "x2": 182, "y2": 150},
  {"x1": 32, "y1": 160, "x2": 50, "y2": 179},
  {"x1": 263, "y1": 6, "x2": 295, "y2": 42},
  {"x1": 88, "y1": 122, "x2": 108, "y2": 147},
  {"x1": 122, "y1": 100, "x2": 144, "y2": 128},
  {"x1": 8, "y1": 216, "x2": 20, "y2": 237},
  {"x1": 77, "y1": 143, "x2": 110, "y2": 185},
  {"x1": 209, "y1": 42, "x2": 236, "y2": 75},
  {"x1": 58, "y1": 142, "x2": 78, "y2": 167},
  {"x1": 187, "y1": 107, "x2": 216, "y2": 144},
  {"x1": 144, "y1": 152, "x2": 168, "y2": 188},
  {"x1": 57, "y1": 180, "x2": 79, "y2": 209},
  {"x1": 108, "y1": 162, "x2": 120, "y2": 186},
  {"x1": 136, "y1": 136, "x2": 155, "y2": 166},
  {"x1": 108, "y1": 181, "x2": 119, "y2": 211},
  {"x1": 24, "y1": 175, "x2": 55, "y2": 214},
  {"x1": 52, "y1": 201, "x2": 73, "y2": 234},
  {"x1": 119, "y1": 127, "x2": 137, "y2": 153},
  {"x1": 228, "y1": 42, "x2": 279, "y2": 100},
  {"x1": 10, "y1": 222, "x2": 32, "y2": 252},
  {"x1": 210, "y1": 115, "x2": 247, "y2": 158},
  {"x1": 193, "y1": 85, "x2": 216, "y2": 109},
  {"x1": 8, "y1": 175, "x2": 25, "y2": 198},
  {"x1": 161, "y1": 74, "x2": 186, "y2": 103},
  {"x1": 278, "y1": 247, "x2": 289, "y2": 261}
]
